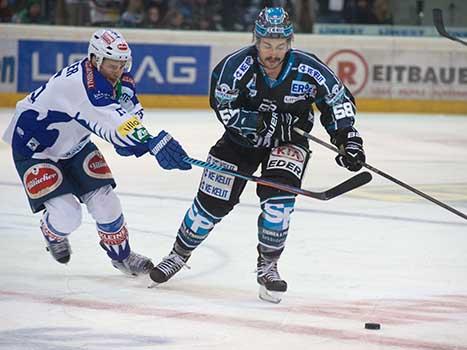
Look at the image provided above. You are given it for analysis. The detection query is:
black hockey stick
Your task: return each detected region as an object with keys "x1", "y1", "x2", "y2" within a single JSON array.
[
  {"x1": 294, "y1": 128, "x2": 467, "y2": 221},
  {"x1": 183, "y1": 156, "x2": 372, "y2": 200},
  {"x1": 433, "y1": 8, "x2": 467, "y2": 46}
]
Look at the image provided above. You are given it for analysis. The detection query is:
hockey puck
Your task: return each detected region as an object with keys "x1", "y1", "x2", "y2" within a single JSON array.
[{"x1": 364, "y1": 323, "x2": 381, "y2": 330}]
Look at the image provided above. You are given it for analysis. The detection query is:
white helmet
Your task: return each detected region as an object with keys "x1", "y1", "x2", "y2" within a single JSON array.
[{"x1": 88, "y1": 29, "x2": 132, "y2": 72}]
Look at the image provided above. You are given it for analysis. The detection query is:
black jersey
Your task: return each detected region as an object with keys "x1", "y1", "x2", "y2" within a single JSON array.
[{"x1": 210, "y1": 45, "x2": 357, "y2": 148}]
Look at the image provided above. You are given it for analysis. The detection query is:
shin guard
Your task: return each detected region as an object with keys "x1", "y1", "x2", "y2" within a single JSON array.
[
  {"x1": 176, "y1": 197, "x2": 222, "y2": 251},
  {"x1": 257, "y1": 196, "x2": 295, "y2": 259},
  {"x1": 97, "y1": 214, "x2": 130, "y2": 261}
]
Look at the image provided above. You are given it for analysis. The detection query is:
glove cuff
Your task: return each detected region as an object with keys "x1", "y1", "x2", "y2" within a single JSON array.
[
  {"x1": 331, "y1": 126, "x2": 361, "y2": 147},
  {"x1": 149, "y1": 132, "x2": 172, "y2": 156}
]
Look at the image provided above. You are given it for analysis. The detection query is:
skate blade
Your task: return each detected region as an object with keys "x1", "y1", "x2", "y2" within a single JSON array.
[
  {"x1": 147, "y1": 282, "x2": 161, "y2": 289},
  {"x1": 258, "y1": 285, "x2": 284, "y2": 304}
]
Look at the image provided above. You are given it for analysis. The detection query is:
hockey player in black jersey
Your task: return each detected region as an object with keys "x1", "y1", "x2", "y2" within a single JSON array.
[{"x1": 150, "y1": 7, "x2": 366, "y2": 303}]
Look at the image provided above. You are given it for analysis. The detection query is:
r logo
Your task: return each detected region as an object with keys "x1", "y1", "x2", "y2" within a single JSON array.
[{"x1": 325, "y1": 49, "x2": 369, "y2": 96}]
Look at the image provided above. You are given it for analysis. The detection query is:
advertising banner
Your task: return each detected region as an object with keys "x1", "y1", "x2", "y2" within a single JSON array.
[
  {"x1": 323, "y1": 48, "x2": 467, "y2": 101},
  {"x1": 1, "y1": 25, "x2": 466, "y2": 113},
  {"x1": 17, "y1": 40, "x2": 210, "y2": 95},
  {"x1": 0, "y1": 39, "x2": 17, "y2": 93}
]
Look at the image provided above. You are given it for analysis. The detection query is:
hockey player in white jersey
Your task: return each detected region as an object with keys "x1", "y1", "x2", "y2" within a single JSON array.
[{"x1": 2, "y1": 29, "x2": 191, "y2": 276}]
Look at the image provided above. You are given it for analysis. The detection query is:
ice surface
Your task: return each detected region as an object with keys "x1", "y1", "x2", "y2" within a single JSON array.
[{"x1": 1, "y1": 109, "x2": 466, "y2": 350}]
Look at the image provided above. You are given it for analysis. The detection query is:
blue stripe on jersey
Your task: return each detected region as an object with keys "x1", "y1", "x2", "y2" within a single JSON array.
[
  {"x1": 217, "y1": 46, "x2": 251, "y2": 87},
  {"x1": 81, "y1": 60, "x2": 117, "y2": 108},
  {"x1": 293, "y1": 49, "x2": 341, "y2": 95}
]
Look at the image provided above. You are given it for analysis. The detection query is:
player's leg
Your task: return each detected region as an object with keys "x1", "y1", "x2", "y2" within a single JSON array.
[
  {"x1": 41, "y1": 194, "x2": 82, "y2": 263},
  {"x1": 12, "y1": 152, "x2": 80, "y2": 264},
  {"x1": 256, "y1": 144, "x2": 310, "y2": 303},
  {"x1": 81, "y1": 185, "x2": 153, "y2": 276},
  {"x1": 71, "y1": 142, "x2": 153, "y2": 276},
  {"x1": 150, "y1": 135, "x2": 267, "y2": 284}
]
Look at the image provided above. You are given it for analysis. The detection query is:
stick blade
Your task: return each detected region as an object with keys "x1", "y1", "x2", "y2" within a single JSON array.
[{"x1": 321, "y1": 171, "x2": 372, "y2": 200}]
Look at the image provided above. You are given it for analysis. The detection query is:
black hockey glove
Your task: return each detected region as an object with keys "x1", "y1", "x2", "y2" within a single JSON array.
[
  {"x1": 331, "y1": 127, "x2": 365, "y2": 172},
  {"x1": 256, "y1": 112, "x2": 298, "y2": 148}
]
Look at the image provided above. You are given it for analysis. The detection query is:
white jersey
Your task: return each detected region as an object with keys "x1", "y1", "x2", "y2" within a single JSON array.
[{"x1": 2, "y1": 58, "x2": 147, "y2": 161}]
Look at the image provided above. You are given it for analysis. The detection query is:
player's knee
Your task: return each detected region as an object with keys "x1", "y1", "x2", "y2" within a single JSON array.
[
  {"x1": 43, "y1": 194, "x2": 82, "y2": 233},
  {"x1": 258, "y1": 196, "x2": 295, "y2": 253},
  {"x1": 177, "y1": 197, "x2": 222, "y2": 250},
  {"x1": 197, "y1": 152, "x2": 240, "y2": 218},
  {"x1": 82, "y1": 185, "x2": 122, "y2": 224},
  {"x1": 197, "y1": 191, "x2": 236, "y2": 217}
]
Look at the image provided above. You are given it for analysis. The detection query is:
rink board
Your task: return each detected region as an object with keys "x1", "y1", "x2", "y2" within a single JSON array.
[{"x1": 1, "y1": 24, "x2": 467, "y2": 114}]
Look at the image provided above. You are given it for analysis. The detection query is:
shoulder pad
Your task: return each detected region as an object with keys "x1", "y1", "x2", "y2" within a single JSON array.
[
  {"x1": 292, "y1": 50, "x2": 328, "y2": 86},
  {"x1": 81, "y1": 60, "x2": 116, "y2": 107},
  {"x1": 121, "y1": 73, "x2": 136, "y2": 88},
  {"x1": 216, "y1": 46, "x2": 256, "y2": 83}
]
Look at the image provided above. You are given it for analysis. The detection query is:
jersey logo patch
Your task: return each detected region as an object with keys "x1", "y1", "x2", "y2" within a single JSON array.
[
  {"x1": 117, "y1": 116, "x2": 141, "y2": 137},
  {"x1": 284, "y1": 95, "x2": 307, "y2": 104},
  {"x1": 85, "y1": 61, "x2": 95, "y2": 89},
  {"x1": 199, "y1": 155, "x2": 237, "y2": 201},
  {"x1": 23, "y1": 163, "x2": 63, "y2": 199},
  {"x1": 233, "y1": 56, "x2": 253, "y2": 80},
  {"x1": 291, "y1": 80, "x2": 315, "y2": 94},
  {"x1": 83, "y1": 150, "x2": 113, "y2": 179},
  {"x1": 298, "y1": 64, "x2": 326, "y2": 85},
  {"x1": 267, "y1": 145, "x2": 308, "y2": 179},
  {"x1": 325, "y1": 84, "x2": 345, "y2": 105},
  {"x1": 215, "y1": 83, "x2": 239, "y2": 105}
]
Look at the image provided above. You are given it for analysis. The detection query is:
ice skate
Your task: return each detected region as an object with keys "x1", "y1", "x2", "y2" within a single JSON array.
[
  {"x1": 45, "y1": 238, "x2": 72, "y2": 264},
  {"x1": 149, "y1": 249, "x2": 190, "y2": 286},
  {"x1": 257, "y1": 255, "x2": 287, "y2": 304},
  {"x1": 41, "y1": 219, "x2": 72, "y2": 264},
  {"x1": 112, "y1": 251, "x2": 154, "y2": 276}
]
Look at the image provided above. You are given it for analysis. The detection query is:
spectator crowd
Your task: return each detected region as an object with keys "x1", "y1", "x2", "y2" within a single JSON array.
[{"x1": 0, "y1": 0, "x2": 393, "y2": 32}]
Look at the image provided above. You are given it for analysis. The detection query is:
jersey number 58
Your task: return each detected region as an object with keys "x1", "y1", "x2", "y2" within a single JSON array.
[{"x1": 332, "y1": 102, "x2": 355, "y2": 120}]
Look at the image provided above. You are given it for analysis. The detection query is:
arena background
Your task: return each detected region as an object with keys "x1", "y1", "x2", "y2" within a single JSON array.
[{"x1": 1, "y1": 0, "x2": 467, "y2": 114}]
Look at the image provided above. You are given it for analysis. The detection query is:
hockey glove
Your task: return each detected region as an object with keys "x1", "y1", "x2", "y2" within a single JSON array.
[
  {"x1": 148, "y1": 131, "x2": 192, "y2": 170},
  {"x1": 115, "y1": 143, "x2": 149, "y2": 157},
  {"x1": 331, "y1": 127, "x2": 365, "y2": 172},
  {"x1": 256, "y1": 112, "x2": 298, "y2": 148}
]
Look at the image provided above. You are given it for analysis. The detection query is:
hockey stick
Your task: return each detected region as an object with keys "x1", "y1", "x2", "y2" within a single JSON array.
[
  {"x1": 183, "y1": 156, "x2": 372, "y2": 200},
  {"x1": 294, "y1": 128, "x2": 467, "y2": 221},
  {"x1": 433, "y1": 8, "x2": 467, "y2": 46}
]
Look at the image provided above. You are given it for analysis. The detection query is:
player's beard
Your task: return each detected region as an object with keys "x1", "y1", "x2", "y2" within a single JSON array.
[{"x1": 260, "y1": 56, "x2": 284, "y2": 71}]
